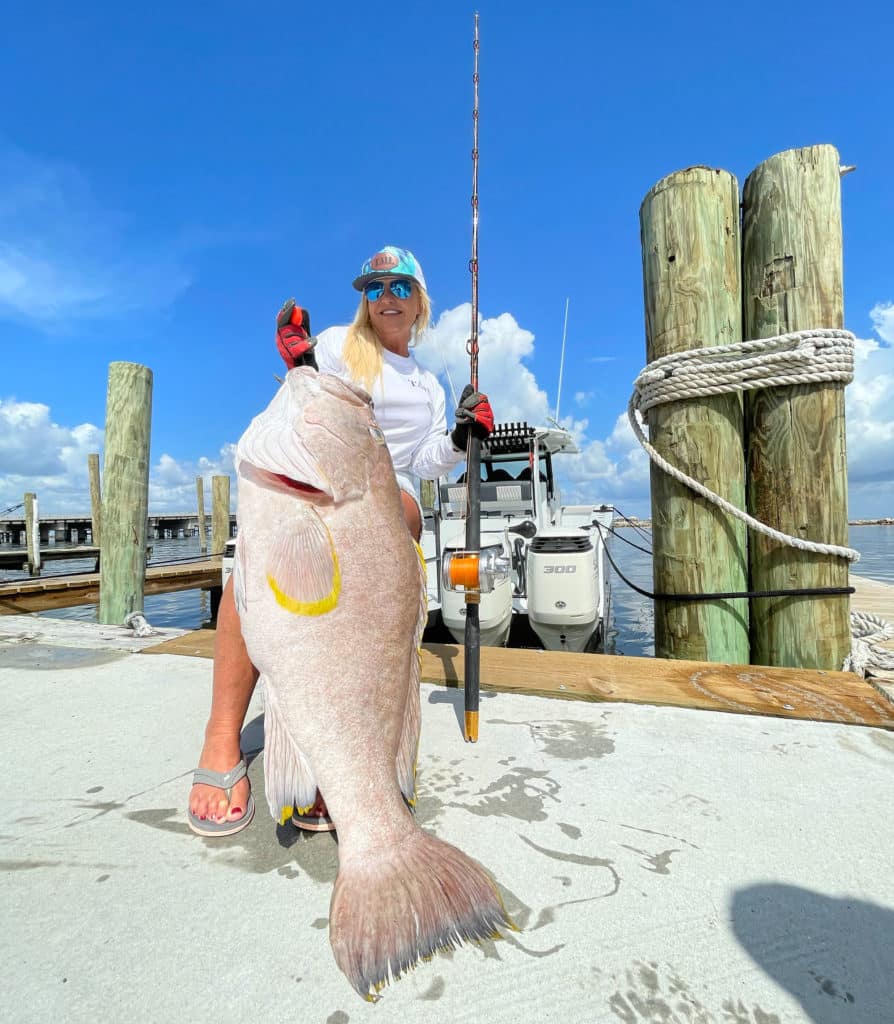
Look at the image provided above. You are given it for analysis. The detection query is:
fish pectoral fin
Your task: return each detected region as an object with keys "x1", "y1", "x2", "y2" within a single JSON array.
[{"x1": 266, "y1": 510, "x2": 340, "y2": 616}]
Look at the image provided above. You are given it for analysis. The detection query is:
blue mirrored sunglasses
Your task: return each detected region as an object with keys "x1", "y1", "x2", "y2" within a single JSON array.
[{"x1": 363, "y1": 278, "x2": 414, "y2": 302}]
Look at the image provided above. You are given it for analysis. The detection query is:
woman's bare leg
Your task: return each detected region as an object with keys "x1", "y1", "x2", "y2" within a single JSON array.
[
  {"x1": 399, "y1": 490, "x2": 422, "y2": 542},
  {"x1": 189, "y1": 576, "x2": 258, "y2": 824}
]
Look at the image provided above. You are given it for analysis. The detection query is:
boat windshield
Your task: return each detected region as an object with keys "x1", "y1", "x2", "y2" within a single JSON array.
[{"x1": 453, "y1": 457, "x2": 548, "y2": 485}]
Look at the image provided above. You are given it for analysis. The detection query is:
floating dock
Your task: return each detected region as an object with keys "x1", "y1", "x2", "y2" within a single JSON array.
[
  {"x1": 0, "y1": 556, "x2": 221, "y2": 614},
  {"x1": 0, "y1": 546, "x2": 100, "y2": 571}
]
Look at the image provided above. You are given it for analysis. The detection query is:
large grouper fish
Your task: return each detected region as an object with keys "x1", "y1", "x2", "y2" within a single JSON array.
[{"x1": 232, "y1": 367, "x2": 509, "y2": 999}]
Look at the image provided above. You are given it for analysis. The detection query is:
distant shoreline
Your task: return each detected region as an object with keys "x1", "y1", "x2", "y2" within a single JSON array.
[{"x1": 613, "y1": 517, "x2": 893, "y2": 528}]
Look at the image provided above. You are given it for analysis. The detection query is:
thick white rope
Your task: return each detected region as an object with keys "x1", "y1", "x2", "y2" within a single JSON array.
[
  {"x1": 628, "y1": 326, "x2": 894, "y2": 677},
  {"x1": 628, "y1": 328, "x2": 860, "y2": 562},
  {"x1": 843, "y1": 611, "x2": 894, "y2": 678},
  {"x1": 633, "y1": 328, "x2": 856, "y2": 414}
]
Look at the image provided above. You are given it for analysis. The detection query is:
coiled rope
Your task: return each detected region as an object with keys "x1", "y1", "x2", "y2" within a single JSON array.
[
  {"x1": 628, "y1": 327, "x2": 894, "y2": 678},
  {"x1": 628, "y1": 328, "x2": 860, "y2": 562}
]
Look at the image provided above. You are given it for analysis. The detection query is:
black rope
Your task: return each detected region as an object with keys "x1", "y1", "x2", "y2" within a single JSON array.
[
  {"x1": 595, "y1": 521, "x2": 854, "y2": 603},
  {"x1": 601, "y1": 519, "x2": 653, "y2": 556},
  {"x1": 610, "y1": 507, "x2": 654, "y2": 548}
]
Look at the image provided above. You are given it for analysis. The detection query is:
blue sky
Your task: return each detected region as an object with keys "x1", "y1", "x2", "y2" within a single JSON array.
[{"x1": 1, "y1": 0, "x2": 892, "y2": 520}]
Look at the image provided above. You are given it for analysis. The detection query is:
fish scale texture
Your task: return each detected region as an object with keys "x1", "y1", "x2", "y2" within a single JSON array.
[{"x1": 233, "y1": 369, "x2": 508, "y2": 997}]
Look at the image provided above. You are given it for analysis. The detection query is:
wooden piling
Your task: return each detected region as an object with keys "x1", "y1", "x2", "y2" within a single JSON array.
[
  {"x1": 742, "y1": 145, "x2": 850, "y2": 669},
  {"x1": 88, "y1": 453, "x2": 102, "y2": 548},
  {"x1": 196, "y1": 476, "x2": 207, "y2": 553},
  {"x1": 98, "y1": 362, "x2": 153, "y2": 624},
  {"x1": 639, "y1": 166, "x2": 749, "y2": 663},
  {"x1": 420, "y1": 480, "x2": 436, "y2": 511},
  {"x1": 24, "y1": 493, "x2": 40, "y2": 576},
  {"x1": 211, "y1": 476, "x2": 230, "y2": 556}
]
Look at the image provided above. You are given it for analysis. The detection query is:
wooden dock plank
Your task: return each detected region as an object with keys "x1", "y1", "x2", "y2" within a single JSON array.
[
  {"x1": 0, "y1": 546, "x2": 100, "y2": 570},
  {"x1": 142, "y1": 624, "x2": 894, "y2": 731},
  {"x1": 0, "y1": 558, "x2": 221, "y2": 614}
]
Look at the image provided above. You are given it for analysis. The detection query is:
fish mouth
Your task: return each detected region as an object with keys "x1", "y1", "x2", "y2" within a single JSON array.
[
  {"x1": 240, "y1": 462, "x2": 333, "y2": 503},
  {"x1": 271, "y1": 472, "x2": 325, "y2": 495}
]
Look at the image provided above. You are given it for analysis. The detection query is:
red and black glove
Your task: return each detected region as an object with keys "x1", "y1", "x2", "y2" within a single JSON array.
[
  {"x1": 450, "y1": 384, "x2": 495, "y2": 451},
  {"x1": 276, "y1": 298, "x2": 318, "y2": 370}
]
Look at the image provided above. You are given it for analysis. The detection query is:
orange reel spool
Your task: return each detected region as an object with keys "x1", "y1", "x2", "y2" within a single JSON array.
[{"x1": 447, "y1": 553, "x2": 480, "y2": 590}]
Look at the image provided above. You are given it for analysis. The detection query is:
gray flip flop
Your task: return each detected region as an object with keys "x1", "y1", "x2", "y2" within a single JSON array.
[{"x1": 188, "y1": 759, "x2": 255, "y2": 837}]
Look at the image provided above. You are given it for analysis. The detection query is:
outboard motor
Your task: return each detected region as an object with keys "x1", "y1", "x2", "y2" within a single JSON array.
[{"x1": 526, "y1": 528, "x2": 599, "y2": 652}]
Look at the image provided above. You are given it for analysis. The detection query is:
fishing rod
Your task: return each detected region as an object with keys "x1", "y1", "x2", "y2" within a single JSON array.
[
  {"x1": 463, "y1": 11, "x2": 482, "y2": 743},
  {"x1": 441, "y1": 15, "x2": 510, "y2": 740}
]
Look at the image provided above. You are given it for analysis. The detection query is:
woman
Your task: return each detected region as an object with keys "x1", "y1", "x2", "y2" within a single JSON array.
[{"x1": 188, "y1": 246, "x2": 493, "y2": 836}]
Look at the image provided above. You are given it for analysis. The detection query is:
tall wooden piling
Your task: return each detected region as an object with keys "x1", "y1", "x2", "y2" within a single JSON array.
[
  {"x1": 742, "y1": 144, "x2": 850, "y2": 669},
  {"x1": 196, "y1": 476, "x2": 207, "y2": 553},
  {"x1": 640, "y1": 167, "x2": 749, "y2": 663},
  {"x1": 24, "y1": 492, "x2": 40, "y2": 576},
  {"x1": 211, "y1": 475, "x2": 230, "y2": 556},
  {"x1": 88, "y1": 453, "x2": 102, "y2": 547},
  {"x1": 98, "y1": 362, "x2": 153, "y2": 624}
]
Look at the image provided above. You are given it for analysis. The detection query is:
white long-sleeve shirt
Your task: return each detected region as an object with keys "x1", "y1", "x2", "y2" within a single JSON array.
[{"x1": 315, "y1": 326, "x2": 464, "y2": 494}]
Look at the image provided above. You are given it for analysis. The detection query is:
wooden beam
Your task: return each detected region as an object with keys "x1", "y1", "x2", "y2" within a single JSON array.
[{"x1": 140, "y1": 628, "x2": 894, "y2": 730}]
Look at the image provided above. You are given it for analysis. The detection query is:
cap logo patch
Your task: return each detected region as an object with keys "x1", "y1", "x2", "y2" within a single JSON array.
[{"x1": 369, "y1": 252, "x2": 400, "y2": 272}]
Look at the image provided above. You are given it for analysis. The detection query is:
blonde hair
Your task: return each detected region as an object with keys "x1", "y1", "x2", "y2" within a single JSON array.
[{"x1": 342, "y1": 284, "x2": 432, "y2": 393}]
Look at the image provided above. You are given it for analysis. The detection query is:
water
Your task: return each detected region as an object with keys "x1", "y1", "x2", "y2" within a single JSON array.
[
  {"x1": 604, "y1": 522, "x2": 894, "y2": 658},
  {"x1": 0, "y1": 536, "x2": 215, "y2": 630},
  {"x1": 2, "y1": 525, "x2": 891, "y2": 655}
]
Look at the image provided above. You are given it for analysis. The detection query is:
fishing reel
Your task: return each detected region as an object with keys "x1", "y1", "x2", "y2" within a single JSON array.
[{"x1": 441, "y1": 546, "x2": 511, "y2": 596}]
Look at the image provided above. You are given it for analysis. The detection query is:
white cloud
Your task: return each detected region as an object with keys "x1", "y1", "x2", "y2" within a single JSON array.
[
  {"x1": 418, "y1": 304, "x2": 550, "y2": 423},
  {"x1": 0, "y1": 396, "x2": 236, "y2": 516},
  {"x1": 0, "y1": 145, "x2": 192, "y2": 326},
  {"x1": 147, "y1": 447, "x2": 237, "y2": 513},
  {"x1": 417, "y1": 305, "x2": 652, "y2": 515},
  {"x1": 0, "y1": 399, "x2": 103, "y2": 513},
  {"x1": 844, "y1": 302, "x2": 894, "y2": 516},
  {"x1": 870, "y1": 302, "x2": 894, "y2": 343}
]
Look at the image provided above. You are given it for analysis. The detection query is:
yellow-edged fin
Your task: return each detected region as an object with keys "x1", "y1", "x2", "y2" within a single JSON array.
[{"x1": 266, "y1": 508, "x2": 340, "y2": 616}]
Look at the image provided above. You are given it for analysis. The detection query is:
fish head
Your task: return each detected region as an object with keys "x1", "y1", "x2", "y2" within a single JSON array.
[{"x1": 236, "y1": 368, "x2": 386, "y2": 504}]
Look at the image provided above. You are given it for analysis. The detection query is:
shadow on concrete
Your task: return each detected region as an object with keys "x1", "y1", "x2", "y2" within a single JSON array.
[
  {"x1": 240, "y1": 712, "x2": 265, "y2": 764},
  {"x1": 731, "y1": 883, "x2": 894, "y2": 1023},
  {"x1": 427, "y1": 685, "x2": 498, "y2": 738}
]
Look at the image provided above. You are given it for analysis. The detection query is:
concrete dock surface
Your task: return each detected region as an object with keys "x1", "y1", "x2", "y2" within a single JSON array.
[{"x1": 2, "y1": 613, "x2": 893, "y2": 1024}]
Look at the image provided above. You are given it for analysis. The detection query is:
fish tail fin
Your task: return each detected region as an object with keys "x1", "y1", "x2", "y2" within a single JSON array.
[
  {"x1": 330, "y1": 830, "x2": 511, "y2": 1000},
  {"x1": 261, "y1": 679, "x2": 317, "y2": 824}
]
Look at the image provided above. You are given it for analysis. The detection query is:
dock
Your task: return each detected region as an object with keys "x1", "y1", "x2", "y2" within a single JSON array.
[
  {"x1": 0, "y1": 546, "x2": 101, "y2": 571},
  {"x1": 2, "y1": 610, "x2": 894, "y2": 1022},
  {"x1": 0, "y1": 556, "x2": 221, "y2": 614}
]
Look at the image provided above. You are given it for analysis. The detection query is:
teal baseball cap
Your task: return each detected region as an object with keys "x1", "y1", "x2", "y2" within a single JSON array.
[{"x1": 352, "y1": 245, "x2": 427, "y2": 292}]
